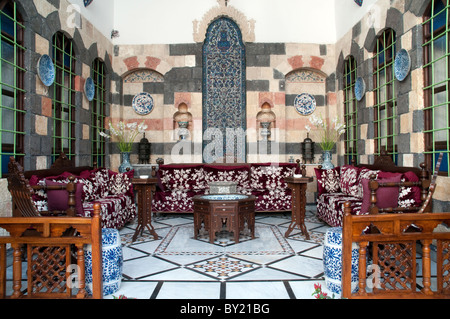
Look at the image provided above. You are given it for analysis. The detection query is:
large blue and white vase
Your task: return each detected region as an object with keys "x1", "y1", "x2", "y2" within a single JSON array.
[
  {"x1": 321, "y1": 150, "x2": 334, "y2": 169},
  {"x1": 323, "y1": 227, "x2": 359, "y2": 297},
  {"x1": 85, "y1": 228, "x2": 123, "y2": 296},
  {"x1": 119, "y1": 152, "x2": 133, "y2": 173}
]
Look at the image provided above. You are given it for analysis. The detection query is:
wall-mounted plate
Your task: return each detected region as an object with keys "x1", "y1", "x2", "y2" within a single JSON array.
[
  {"x1": 37, "y1": 54, "x2": 55, "y2": 87},
  {"x1": 355, "y1": 77, "x2": 365, "y2": 101},
  {"x1": 84, "y1": 77, "x2": 95, "y2": 101},
  {"x1": 394, "y1": 49, "x2": 411, "y2": 82},
  {"x1": 294, "y1": 93, "x2": 316, "y2": 116},
  {"x1": 132, "y1": 92, "x2": 154, "y2": 115}
]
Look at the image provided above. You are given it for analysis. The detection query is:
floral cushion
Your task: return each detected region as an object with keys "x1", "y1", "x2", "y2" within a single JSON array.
[
  {"x1": 339, "y1": 165, "x2": 361, "y2": 197},
  {"x1": 203, "y1": 165, "x2": 251, "y2": 194},
  {"x1": 108, "y1": 169, "x2": 134, "y2": 197},
  {"x1": 398, "y1": 171, "x2": 422, "y2": 208},
  {"x1": 251, "y1": 189, "x2": 292, "y2": 212},
  {"x1": 314, "y1": 167, "x2": 341, "y2": 195},
  {"x1": 316, "y1": 192, "x2": 363, "y2": 227},
  {"x1": 250, "y1": 163, "x2": 297, "y2": 191},
  {"x1": 82, "y1": 194, "x2": 136, "y2": 229},
  {"x1": 158, "y1": 164, "x2": 206, "y2": 191},
  {"x1": 152, "y1": 189, "x2": 203, "y2": 213}
]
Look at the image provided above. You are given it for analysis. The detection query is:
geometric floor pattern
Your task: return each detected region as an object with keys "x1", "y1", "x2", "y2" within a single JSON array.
[{"x1": 112, "y1": 204, "x2": 334, "y2": 299}]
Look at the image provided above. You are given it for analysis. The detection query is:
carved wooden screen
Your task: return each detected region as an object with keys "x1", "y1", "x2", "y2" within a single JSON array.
[{"x1": 202, "y1": 17, "x2": 246, "y2": 163}]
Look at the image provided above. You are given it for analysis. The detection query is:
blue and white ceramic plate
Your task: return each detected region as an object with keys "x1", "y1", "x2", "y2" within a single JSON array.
[
  {"x1": 132, "y1": 92, "x2": 154, "y2": 115},
  {"x1": 84, "y1": 77, "x2": 95, "y2": 101},
  {"x1": 355, "y1": 76, "x2": 365, "y2": 101},
  {"x1": 394, "y1": 49, "x2": 411, "y2": 81},
  {"x1": 37, "y1": 54, "x2": 55, "y2": 87},
  {"x1": 294, "y1": 93, "x2": 316, "y2": 116}
]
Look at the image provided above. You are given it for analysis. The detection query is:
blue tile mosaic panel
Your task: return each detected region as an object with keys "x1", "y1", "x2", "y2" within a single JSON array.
[{"x1": 202, "y1": 17, "x2": 246, "y2": 163}]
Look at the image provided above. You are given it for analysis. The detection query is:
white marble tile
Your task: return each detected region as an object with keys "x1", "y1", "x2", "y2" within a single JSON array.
[
  {"x1": 225, "y1": 281, "x2": 290, "y2": 299},
  {"x1": 103, "y1": 281, "x2": 159, "y2": 299},
  {"x1": 123, "y1": 256, "x2": 178, "y2": 279},
  {"x1": 227, "y1": 266, "x2": 303, "y2": 281},
  {"x1": 270, "y1": 255, "x2": 324, "y2": 278},
  {"x1": 289, "y1": 280, "x2": 329, "y2": 299},
  {"x1": 142, "y1": 267, "x2": 218, "y2": 281},
  {"x1": 156, "y1": 282, "x2": 221, "y2": 299},
  {"x1": 300, "y1": 245, "x2": 323, "y2": 259}
]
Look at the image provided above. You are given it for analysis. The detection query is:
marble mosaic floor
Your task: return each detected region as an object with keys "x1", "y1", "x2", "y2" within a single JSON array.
[{"x1": 109, "y1": 205, "x2": 334, "y2": 299}]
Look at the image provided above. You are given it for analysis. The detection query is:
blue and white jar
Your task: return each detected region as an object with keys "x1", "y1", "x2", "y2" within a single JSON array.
[
  {"x1": 85, "y1": 228, "x2": 123, "y2": 296},
  {"x1": 323, "y1": 227, "x2": 359, "y2": 296}
]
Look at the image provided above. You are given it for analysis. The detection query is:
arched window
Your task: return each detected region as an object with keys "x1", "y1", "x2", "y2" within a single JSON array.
[
  {"x1": 343, "y1": 56, "x2": 357, "y2": 164},
  {"x1": 52, "y1": 32, "x2": 76, "y2": 162},
  {"x1": 423, "y1": 0, "x2": 450, "y2": 175},
  {"x1": 0, "y1": 0, "x2": 24, "y2": 176},
  {"x1": 373, "y1": 28, "x2": 397, "y2": 162},
  {"x1": 91, "y1": 58, "x2": 106, "y2": 167}
]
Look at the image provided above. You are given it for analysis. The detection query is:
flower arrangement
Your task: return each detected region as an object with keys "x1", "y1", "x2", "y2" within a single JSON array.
[
  {"x1": 100, "y1": 120, "x2": 148, "y2": 153},
  {"x1": 306, "y1": 114, "x2": 346, "y2": 151}
]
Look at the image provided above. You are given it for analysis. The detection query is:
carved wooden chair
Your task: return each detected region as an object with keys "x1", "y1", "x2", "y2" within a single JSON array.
[{"x1": 7, "y1": 156, "x2": 77, "y2": 217}]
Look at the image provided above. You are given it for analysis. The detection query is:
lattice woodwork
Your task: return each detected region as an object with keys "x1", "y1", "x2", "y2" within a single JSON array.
[
  {"x1": 440, "y1": 240, "x2": 450, "y2": 293},
  {"x1": 28, "y1": 245, "x2": 72, "y2": 297},
  {"x1": 374, "y1": 242, "x2": 415, "y2": 292}
]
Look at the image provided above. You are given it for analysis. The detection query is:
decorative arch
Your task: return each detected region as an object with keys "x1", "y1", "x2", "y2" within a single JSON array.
[
  {"x1": 123, "y1": 68, "x2": 164, "y2": 83},
  {"x1": 202, "y1": 16, "x2": 246, "y2": 163},
  {"x1": 193, "y1": 0, "x2": 255, "y2": 43}
]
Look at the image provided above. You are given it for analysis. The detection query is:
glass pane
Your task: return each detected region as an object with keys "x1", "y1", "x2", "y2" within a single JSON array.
[
  {"x1": 1, "y1": 41, "x2": 14, "y2": 87},
  {"x1": 1, "y1": 95, "x2": 15, "y2": 145},
  {"x1": 433, "y1": 35, "x2": 447, "y2": 84},
  {"x1": 0, "y1": 4, "x2": 15, "y2": 36}
]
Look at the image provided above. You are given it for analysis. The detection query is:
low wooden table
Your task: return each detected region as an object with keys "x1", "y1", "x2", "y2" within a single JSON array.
[
  {"x1": 193, "y1": 194, "x2": 256, "y2": 244},
  {"x1": 131, "y1": 177, "x2": 159, "y2": 242},
  {"x1": 284, "y1": 176, "x2": 313, "y2": 239}
]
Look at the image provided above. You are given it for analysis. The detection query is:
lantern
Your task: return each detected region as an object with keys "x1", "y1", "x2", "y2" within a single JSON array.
[
  {"x1": 301, "y1": 133, "x2": 315, "y2": 164},
  {"x1": 138, "y1": 133, "x2": 150, "y2": 164}
]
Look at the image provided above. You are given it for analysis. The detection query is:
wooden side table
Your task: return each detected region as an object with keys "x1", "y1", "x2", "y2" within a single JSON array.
[
  {"x1": 193, "y1": 195, "x2": 256, "y2": 244},
  {"x1": 284, "y1": 176, "x2": 313, "y2": 239},
  {"x1": 131, "y1": 177, "x2": 159, "y2": 242}
]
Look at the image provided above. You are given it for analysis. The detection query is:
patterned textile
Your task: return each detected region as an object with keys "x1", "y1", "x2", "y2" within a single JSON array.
[
  {"x1": 314, "y1": 167, "x2": 341, "y2": 195},
  {"x1": 339, "y1": 165, "x2": 361, "y2": 197},
  {"x1": 152, "y1": 163, "x2": 295, "y2": 213},
  {"x1": 203, "y1": 165, "x2": 251, "y2": 194},
  {"x1": 28, "y1": 168, "x2": 136, "y2": 229},
  {"x1": 317, "y1": 192, "x2": 363, "y2": 227},
  {"x1": 316, "y1": 165, "x2": 423, "y2": 227},
  {"x1": 250, "y1": 163, "x2": 297, "y2": 190}
]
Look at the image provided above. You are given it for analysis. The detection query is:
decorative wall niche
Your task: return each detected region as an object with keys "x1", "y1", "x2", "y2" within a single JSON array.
[
  {"x1": 173, "y1": 102, "x2": 192, "y2": 140},
  {"x1": 256, "y1": 102, "x2": 276, "y2": 141}
]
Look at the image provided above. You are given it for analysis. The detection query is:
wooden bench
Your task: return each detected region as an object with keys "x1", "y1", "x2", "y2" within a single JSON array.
[
  {"x1": 0, "y1": 203, "x2": 103, "y2": 299},
  {"x1": 342, "y1": 204, "x2": 450, "y2": 299}
]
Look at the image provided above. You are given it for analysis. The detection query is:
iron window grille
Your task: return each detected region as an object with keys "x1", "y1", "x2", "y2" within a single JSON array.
[
  {"x1": 0, "y1": 0, "x2": 25, "y2": 177},
  {"x1": 91, "y1": 58, "x2": 106, "y2": 168},
  {"x1": 423, "y1": 0, "x2": 450, "y2": 176},
  {"x1": 51, "y1": 32, "x2": 76, "y2": 163},
  {"x1": 373, "y1": 28, "x2": 398, "y2": 163},
  {"x1": 343, "y1": 56, "x2": 358, "y2": 164}
]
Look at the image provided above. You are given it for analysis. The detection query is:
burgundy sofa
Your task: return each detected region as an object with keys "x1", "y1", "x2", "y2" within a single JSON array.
[
  {"x1": 28, "y1": 167, "x2": 136, "y2": 229},
  {"x1": 315, "y1": 154, "x2": 430, "y2": 227},
  {"x1": 152, "y1": 162, "x2": 302, "y2": 213}
]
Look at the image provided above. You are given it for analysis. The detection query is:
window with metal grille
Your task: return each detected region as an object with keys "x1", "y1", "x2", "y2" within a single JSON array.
[
  {"x1": 373, "y1": 28, "x2": 397, "y2": 163},
  {"x1": 423, "y1": 0, "x2": 450, "y2": 176},
  {"x1": 91, "y1": 58, "x2": 106, "y2": 167},
  {"x1": 52, "y1": 32, "x2": 76, "y2": 162},
  {"x1": 0, "y1": 0, "x2": 25, "y2": 177},
  {"x1": 343, "y1": 56, "x2": 358, "y2": 164}
]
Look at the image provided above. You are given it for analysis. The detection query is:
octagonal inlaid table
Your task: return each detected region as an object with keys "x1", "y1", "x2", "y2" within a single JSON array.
[{"x1": 193, "y1": 194, "x2": 256, "y2": 244}]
